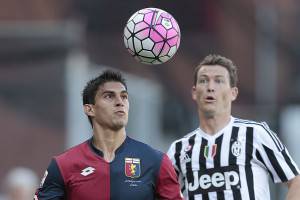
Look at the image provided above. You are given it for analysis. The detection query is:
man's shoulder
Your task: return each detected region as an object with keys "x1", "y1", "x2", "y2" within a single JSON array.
[
  {"x1": 232, "y1": 117, "x2": 278, "y2": 138},
  {"x1": 233, "y1": 117, "x2": 268, "y2": 129},
  {"x1": 169, "y1": 128, "x2": 199, "y2": 146},
  {"x1": 55, "y1": 140, "x2": 89, "y2": 161}
]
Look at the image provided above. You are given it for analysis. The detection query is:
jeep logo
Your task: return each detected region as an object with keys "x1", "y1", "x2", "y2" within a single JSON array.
[{"x1": 188, "y1": 166, "x2": 240, "y2": 193}]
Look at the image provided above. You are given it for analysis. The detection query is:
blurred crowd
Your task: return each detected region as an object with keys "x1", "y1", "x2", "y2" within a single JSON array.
[{"x1": 0, "y1": 167, "x2": 38, "y2": 200}]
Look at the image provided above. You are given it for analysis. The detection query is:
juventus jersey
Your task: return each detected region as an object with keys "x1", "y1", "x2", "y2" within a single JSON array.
[{"x1": 167, "y1": 117, "x2": 299, "y2": 200}]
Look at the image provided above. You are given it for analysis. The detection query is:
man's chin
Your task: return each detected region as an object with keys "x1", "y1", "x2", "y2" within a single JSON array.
[
  {"x1": 202, "y1": 109, "x2": 216, "y2": 118},
  {"x1": 111, "y1": 120, "x2": 128, "y2": 131}
]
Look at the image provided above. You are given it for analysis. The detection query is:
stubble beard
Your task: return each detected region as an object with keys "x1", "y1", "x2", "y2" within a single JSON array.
[
  {"x1": 200, "y1": 104, "x2": 217, "y2": 119},
  {"x1": 110, "y1": 118, "x2": 128, "y2": 131},
  {"x1": 203, "y1": 109, "x2": 216, "y2": 119}
]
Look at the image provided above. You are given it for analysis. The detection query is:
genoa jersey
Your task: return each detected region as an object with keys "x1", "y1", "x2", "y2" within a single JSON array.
[
  {"x1": 35, "y1": 136, "x2": 182, "y2": 200},
  {"x1": 167, "y1": 117, "x2": 300, "y2": 200}
]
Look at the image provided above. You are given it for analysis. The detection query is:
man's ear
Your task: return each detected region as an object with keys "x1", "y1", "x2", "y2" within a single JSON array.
[
  {"x1": 191, "y1": 86, "x2": 197, "y2": 101},
  {"x1": 231, "y1": 87, "x2": 238, "y2": 101},
  {"x1": 83, "y1": 104, "x2": 95, "y2": 117}
]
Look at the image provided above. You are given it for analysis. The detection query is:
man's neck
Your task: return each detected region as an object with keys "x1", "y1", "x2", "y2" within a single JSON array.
[
  {"x1": 92, "y1": 126, "x2": 126, "y2": 162},
  {"x1": 199, "y1": 113, "x2": 231, "y2": 136}
]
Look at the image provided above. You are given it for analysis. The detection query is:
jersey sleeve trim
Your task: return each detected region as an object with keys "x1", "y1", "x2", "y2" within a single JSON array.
[
  {"x1": 35, "y1": 159, "x2": 65, "y2": 200},
  {"x1": 282, "y1": 148, "x2": 300, "y2": 176},
  {"x1": 262, "y1": 144, "x2": 299, "y2": 183}
]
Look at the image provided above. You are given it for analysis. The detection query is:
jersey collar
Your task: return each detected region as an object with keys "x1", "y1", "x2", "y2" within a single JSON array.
[
  {"x1": 88, "y1": 136, "x2": 129, "y2": 158},
  {"x1": 197, "y1": 116, "x2": 234, "y2": 140}
]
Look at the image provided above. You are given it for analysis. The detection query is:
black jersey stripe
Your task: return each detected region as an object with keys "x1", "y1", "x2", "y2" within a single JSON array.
[
  {"x1": 199, "y1": 138, "x2": 208, "y2": 169},
  {"x1": 188, "y1": 193, "x2": 195, "y2": 200},
  {"x1": 181, "y1": 184, "x2": 185, "y2": 194},
  {"x1": 245, "y1": 127, "x2": 255, "y2": 200},
  {"x1": 260, "y1": 122, "x2": 284, "y2": 150},
  {"x1": 263, "y1": 144, "x2": 288, "y2": 182},
  {"x1": 202, "y1": 193, "x2": 209, "y2": 200},
  {"x1": 229, "y1": 126, "x2": 239, "y2": 165},
  {"x1": 256, "y1": 150, "x2": 275, "y2": 182},
  {"x1": 282, "y1": 149, "x2": 299, "y2": 176},
  {"x1": 229, "y1": 126, "x2": 242, "y2": 200},
  {"x1": 186, "y1": 134, "x2": 196, "y2": 186},
  {"x1": 175, "y1": 141, "x2": 183, "y2": 173},
  {"x1": 186, "y1": 134, "x2": 196, "y2": 200},
  {"x1": 214, "y1": 135, "x2": 225, "y2": 200},
  {"x1": 214, "y1": 134, "x2": 223, "y2": 167},
  {"x1": 232, "y1": 189, "x2": 242, "y2": 200},
  {"x1": 234, "y1": 120, "x2": 283, "y2": 151},
  {"x1": 217, "y1": 192, "x2": 225, "y2": 200},
  {"x1": 175, "y1": 168, "x2": 180, "y2": 177},
  {"x1": 198, "y1": 138, "x2": 208, "y2": 200}
]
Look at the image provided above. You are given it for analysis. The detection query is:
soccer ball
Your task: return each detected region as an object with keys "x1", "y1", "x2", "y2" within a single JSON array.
[{"x1": 124, "y1": 8, "x2": 181, "y2": 65}]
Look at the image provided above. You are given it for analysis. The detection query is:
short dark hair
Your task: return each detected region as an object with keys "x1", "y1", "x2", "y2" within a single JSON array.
[
  {"x1": 82, "y1": 69, "x2": 127, "y2": 125},
  {"x1": 193, "y1": 54, "x2": 238, "y2": 87}
]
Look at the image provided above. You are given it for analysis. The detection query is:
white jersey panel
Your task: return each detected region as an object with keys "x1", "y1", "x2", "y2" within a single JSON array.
[{"x1": 167, "y1": 117, "x2": 299, "y2": 200}]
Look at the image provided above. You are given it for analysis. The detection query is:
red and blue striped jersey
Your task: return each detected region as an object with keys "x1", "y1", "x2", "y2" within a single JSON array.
[{"x1": 35, "y1": 136, "x2": 183, "y2": 200}]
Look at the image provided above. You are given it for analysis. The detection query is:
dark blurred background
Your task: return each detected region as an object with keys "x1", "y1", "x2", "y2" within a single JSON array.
[{"x1": 0, "y1": 0, "x2": 299, "y2": 199}]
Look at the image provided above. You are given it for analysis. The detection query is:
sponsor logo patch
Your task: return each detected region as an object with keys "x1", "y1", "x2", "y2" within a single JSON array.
[
  {"x1": 184, "y1": 144, "x2": 192, "y2": 152},
  {"x1": 181, "y1": 153, "x2": 191, "y2": 163},
  {"x1": 125, "y1": 158, "x2": 141, "y2": 178},
  {"x1": 81, "y1": 166, "x2": 95, "y2": 176},
  {"x1": 187, "y1": 166, "x2": 241, "y2": 193}
]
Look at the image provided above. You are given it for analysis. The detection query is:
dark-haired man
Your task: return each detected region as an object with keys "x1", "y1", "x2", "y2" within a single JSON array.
[{"x1": 35, "y1": 70, "x2": 183, "y2": 200}]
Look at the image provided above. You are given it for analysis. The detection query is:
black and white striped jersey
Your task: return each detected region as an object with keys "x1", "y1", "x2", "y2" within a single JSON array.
[{"x1": 167, "y1": 117, "x2": 299, "y2": 200}]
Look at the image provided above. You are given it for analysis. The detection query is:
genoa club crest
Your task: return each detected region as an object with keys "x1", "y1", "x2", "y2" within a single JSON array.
[{"x1": 125, "y1": 158, "x2": 141, "y2": 178}]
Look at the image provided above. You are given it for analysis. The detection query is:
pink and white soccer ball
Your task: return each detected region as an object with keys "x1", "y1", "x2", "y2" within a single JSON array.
[{"x1": 124, "y1": 8, "x2": 181, "y2": 65}]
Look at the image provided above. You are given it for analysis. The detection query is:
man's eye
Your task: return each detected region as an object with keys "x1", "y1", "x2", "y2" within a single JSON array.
[
  {"x1": 215, "y1": 79, "x2": 224, "y2": 84},
  {"x1": 121, "y1": 95, "x2": 128, "y2": 100},
  {"x1": 104, "y1": 94, "x2": 113, "y2": 99},
  {"x1": 199, "y1": 79, "x2": 207, "y2": 84}
]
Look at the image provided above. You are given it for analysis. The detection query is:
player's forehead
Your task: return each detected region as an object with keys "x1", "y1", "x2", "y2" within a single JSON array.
[
  {"x1": 198, "y1": 65, "x2": 230, "y2": 78},
  {"x1": 97, "y1": 81, "x2": 127, "y2": 94}
]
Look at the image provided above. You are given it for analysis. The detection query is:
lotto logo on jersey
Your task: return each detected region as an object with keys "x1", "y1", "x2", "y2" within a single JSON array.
[
  {"x1": 188, "y1": 166, "x2": 240, "y2": 193},
  {"x1": 125, "y1": 158, "x2": 141, "y2": 178}
]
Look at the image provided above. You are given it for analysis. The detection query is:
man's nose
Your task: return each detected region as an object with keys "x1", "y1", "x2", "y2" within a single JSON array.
[
  {"x1": 207, "y1": 80, "x2": 215, "y2": 92},
  {"x1": 115, "y1": 96, "x2": 124, "y2": 106}
]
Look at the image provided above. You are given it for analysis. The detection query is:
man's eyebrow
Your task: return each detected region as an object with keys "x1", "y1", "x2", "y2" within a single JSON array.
[
  {"x1": 101, "y1": 90, "x2": 128, "y2": 95},
  {"x1": 214, "y1": 75, "x2": 226, "y2": 78},
  {"x1": 101, "y1": 90, "x2": 114, "y2": 94},
  {"x1": 199, "y1": 74, "x2": 226, "y2": 77}
]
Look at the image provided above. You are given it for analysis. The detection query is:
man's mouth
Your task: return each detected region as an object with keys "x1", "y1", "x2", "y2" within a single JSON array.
[
  {"x1": 115, "y1": 111, "x2": 126, "y2": 115},
  {"x1": 205, "y1": 96, "x2": 216, "y2": 102}
]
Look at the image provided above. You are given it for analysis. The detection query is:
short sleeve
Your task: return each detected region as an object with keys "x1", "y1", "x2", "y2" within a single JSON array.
[
  {"x1": 34, "y1": 159, "x2": 65, "y2": 200},
  {"x1": 254, "y1": 123, "x2": 300, "y2": 183},
  {"x1": 155, "y1": 154, "x2": 183, "y2": 200},
  {"x1": 167, "y1": 142, "x2": 186, "y2": 195}
]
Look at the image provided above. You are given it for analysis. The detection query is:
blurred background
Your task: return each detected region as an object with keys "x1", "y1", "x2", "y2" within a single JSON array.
[{"x1": 0, "y1": 0, "x2": 299, "y2": 199}]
